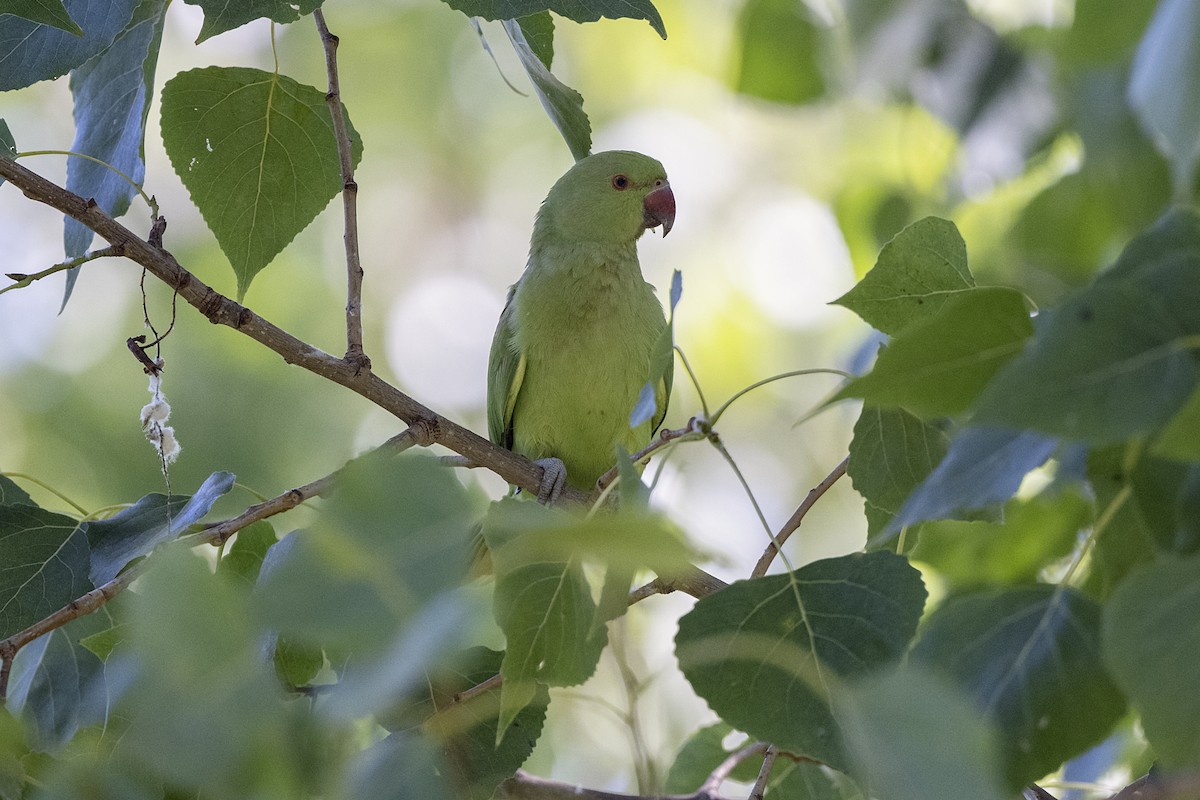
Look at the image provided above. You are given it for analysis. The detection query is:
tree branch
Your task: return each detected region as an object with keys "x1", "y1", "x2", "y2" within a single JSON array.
[
  {"x1": 699, "y1": 742, "x2": 768, "y2": 795},
  {"x1": 750, "y1": 456, "x2": 849, "y2": 578},
  {"x1": 0, "y1": 156, "x2": 580, "y2": 503},
  {"x1": 313, "y1": 9, "x2": 368, "y2": 369},
  {"x1": 0, "y1": 244, "x2": 124, "y2": 296},
  {"x1": 747, "y1": 746, "x2": 776, "y2": 800},
  {"x1": 494, "y1": 770, "x2": 737, "y2": 800}
]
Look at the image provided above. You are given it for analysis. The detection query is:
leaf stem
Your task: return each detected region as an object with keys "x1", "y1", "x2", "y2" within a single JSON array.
[
  {"x1": 674, "y1": 345, "x2": 710, "y2": 420},
  {"x1": 17, "y1": 151, "x2": 155, "y2": 214},
  {"x1": 709, "y1": 368, "x2": 851, "y2": 427},
  {"x1": 0, "y1": 472, "x2": 89, "y2": 515}
]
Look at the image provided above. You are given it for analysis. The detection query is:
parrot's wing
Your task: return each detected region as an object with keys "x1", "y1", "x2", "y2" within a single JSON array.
[
  {"x1": 487, "y1": 286, "x2": 526, "y2": 450},
  {"x1": 652, "y1": 352, "x2": 673, "y2": 435}
]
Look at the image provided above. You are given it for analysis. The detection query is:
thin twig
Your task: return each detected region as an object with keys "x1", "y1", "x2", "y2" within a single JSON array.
[
  {"x1": 698, "y1": 742, "x2": 768, "y2": 795},
  {"x1": 596, "y1": 419, "x2": 704, "y2": 491},
  {"x1": 451, "y1": 672, "x2": 502, "y2": 705},
  {"x1": 314, "y1": 9, "x2": 368, "y2": 370},
  {"x1": 628, "y1": 563, "x2": 728, "y2": 604},
  {"x1": 0, "y1": 157, "x2": 584, "y2": 503},
  {"x1": 0, "y1": 244, "x2": 123, "y2": 296},
  {"x1": 747, "y1": 746, "x2": 776, "y2": 800},
  {"x1": 751, "y1": 456, "x2": 849, "y2": 578}
]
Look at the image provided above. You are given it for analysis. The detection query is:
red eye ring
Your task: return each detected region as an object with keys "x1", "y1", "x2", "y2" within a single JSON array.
[{"x1": 612, "y1": 174, "x2": 630, "y2": 190}]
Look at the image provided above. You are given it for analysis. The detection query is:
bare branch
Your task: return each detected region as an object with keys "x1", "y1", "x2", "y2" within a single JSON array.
[
  {"x1": 0, "y1": 157, "x2": 584, "y2": 503},
  {"x1": 495, "y1": 769, "x2": 738, "y2": 800},
  {"x1": 0, "y1": 244, "x2": 123, "y2": 296},
  {"x1": 751, "y1": 456, "x2": 849, "y2": 578},
  {"x1": 313, "y1": 9, "x2": 368, "y2": 370},
  {"x1": 698, "y1": 742, "x2": 768, "y2": 796},
  {"x1": 596, "y1": 419, "x2": 704, "y2": 491},
  {"x1": 747, "y1": 746, "x2": 776, "y2": 800},
  {"x1": 629, "y1": 563, "x2": 728, "y2": 605},
  {"x1": 0, "y1": 561, "x2": 145, "y2": 702}
]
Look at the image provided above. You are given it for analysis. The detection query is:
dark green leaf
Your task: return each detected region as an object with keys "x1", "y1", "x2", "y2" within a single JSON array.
[
  {"x1": 1154, "y1": 385, "x2": 1200, "y2": 461},
  {"x1": 836, "y1": 287, "x2": 1032, "y2": 417},
  {"x1": 159, "y1": 67, "x2": 364, "y2": 298},
  {"x1": 441, "y1": 0, "x2": 666, "y2": 38},
  {"x1": 254, "y1": 453, "x2": 474, "y2": 655},
  {"x1": 517, "y1": 11, "x2": 553, "y2": 69},
  {"x1": 416, "y1": 648, "x2": 549, "y2": 799},
  {"x1": 1129, "y1": 0, "x2": 1200, "y2": 197},
  {"x1": 882, "y1": 427, "x2": 1056, "y2": 540},
  {"x1": 0, "y1": 0, "x2": 82, "y2": 34},
  {"x1": 910, "y1": 586, "x2": 1125, "y2": 790},
  {"x1": 911, "y1": 488, "x2": 1090, "y2": 588},
  {"x1": 734, "y1": 0, "x2": 823, "y2": 105},
  {"x1": 217, "y1": 520, "x2": 277, "y2": 587},
  {"x1": 61, "y1": 0, "x2": 167, "y2": 306},
  {"x1": 0, "y1": 505, "x2": 89, "y2": 639},
  {"x1": 848, "y1": 405, "x2": 949, "y2": 540},
  {"x1": 502, "y1": 19, "x2": 591, "y2": 162},
  {"x1": 675, "y1": 552, "x2": 926, "y2": 769},
  {"x1": 769, "y1": 761, "x2": 864, "y2": 800},
  {"x1": 974, "y1": 210, "x2": 1200, "y2": 444},
  {"x1": 0, "y1": 474, "x2": 34, "y2": 507},
  {"x1": 7, "y1": 609, "x2": 115, "y2": 751},
  {"x1": 272, "y1": 635, "x2": 323, "y2": 688},
  {"x1": 483, "y1": 500, "x2": 606, "y2": 736},
  {"x1": 0, "y1": 0, "x2": 135, "y2": 90},
  {"x1": 833, "y1": 217, "x2": 974, "y2": 337},
  {"x1": 1103, "y1": 555, "x2": 1200, "y2": 769},
  {"x1": 841, "y1": 666, "x2": 1007, "y2": 800},
  {"x1": 1082, "y1": 446, "x2": 1157, "y2": 599},
  {"x1": 0, "y1": 118, "x2": 12, "y2": 189},
  {"x1": 85, "y1": 470, "x2": 235, "y2": 585},
  {"x1": 181, "y1": 0, "x2": 322, "y2": 43}
]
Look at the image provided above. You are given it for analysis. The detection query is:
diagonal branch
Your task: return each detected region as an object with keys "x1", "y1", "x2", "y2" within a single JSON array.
[
  {"x1": 751, "y1": 455, "x2": 849, "y2": 578},
  {"x1": 0, "y1": 156, "x2": 577, "y2": 503},
  {"x1": 313, "y1": 9, "x2": 368, "y2": 369}
]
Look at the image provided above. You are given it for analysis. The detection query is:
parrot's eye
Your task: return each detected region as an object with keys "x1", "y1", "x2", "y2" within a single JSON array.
[{"x1": 612, "y1": 175, "x2": 630, "y2": 190}]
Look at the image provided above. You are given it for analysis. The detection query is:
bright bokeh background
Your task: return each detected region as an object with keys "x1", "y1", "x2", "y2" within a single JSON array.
[{"x1": 0, "y1": 0, "x2": 1169, "y2": 792}]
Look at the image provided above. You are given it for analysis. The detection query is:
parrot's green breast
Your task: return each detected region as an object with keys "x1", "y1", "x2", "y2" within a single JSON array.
[{"x1": 508, "y1": 242, "x2": 666, "y2": 489}]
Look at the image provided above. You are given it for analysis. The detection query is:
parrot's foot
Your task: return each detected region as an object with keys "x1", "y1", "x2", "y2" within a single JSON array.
[{"x1": 533, "y1": 457, "x2": 567, "y2": 505}]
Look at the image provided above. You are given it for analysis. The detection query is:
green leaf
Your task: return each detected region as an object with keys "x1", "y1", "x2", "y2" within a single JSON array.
[
  {"x1": 841, "y1": 666, "x2": 1007, "y2": 800},
  {"x1": 0, "y1": 0, "x2": 136, "y2": 90},
  {"x1": 882, "y1": 427, "x2": 1056, "y2": 539},
  {"x1": 1082, "y1": 446, "x2": 1157, "y2": 599},
  {"x1": 0, "y1": 505, "x2": 90, "y2": 639},
  {"x1": 734, "y1": 0, "x2": 823, "y2": 105},
  {"x1": 1154, "y1": 384, "x2": 1200, "y2": 461},
  {"x1": 416, "y1": 647, "x2": 549, "y2": 799},
  {"x1": 910, "y1": 586, "x2": 1126, "y2": 790},
  {"x1": 440, "y1": 0, "x2": 666, "y2": 38},
  {"x1": 837, "y1": 287, "x2": 1032, "y2": 418},
  {"x1": 159, "y1": 67, "x2": 363, "y2": 299},
  {"x1": 85, "y1": 470, "x2": 235, "y2": 585},
  {"x1": 217, "y1": 520, "x2": 277, "y2": 588},
  {"x1": 848, "y1": 405, "x2": 949, "y2": 540},
  {"x1": 1129, "y1": 0, "x2": 1200, "y2": 198},
  {"x1": 272, "y1": 635, "x2": 323, "y2": 688},
  {"x1": 7, "y1": 608, "x2": 115, "y2": 751},
  {"x1": 181, "y1": 0, "x2": 322, "y2": 43},
  {"x1": 517, "y1": 11, "x2": 553, "y2": 69},
  {"x1": 675, "y1": 552, "x2": 926, "y2": 769},
  {"x1": 502, "y1": 19, "x2": 591, "y2": 162},
  {"x1": 483, "y1": 501, "x2": 606, "y2": 737},
  {"x1": 1103, "y1": 555, "x2": 1200, "y2": 769},
  {"x1": 62, "y1": 0, "x2": 167, "y2": 307},
  {"x1": 122, "y1": 547, "x2": 313, "y2": 795},
  {"x1": 833, "y1": 217, "x2": 974, "y2": 337},
  {"x1": 911, "y1": 488, "x2": 1091, "y2": 588},
  {"x1": 975, "y1": 211, "x2": 1200, "y2": 443},
  {"x1": 769, "y1": 761, "x2": 864, "y2": 800},
  {"x1": 0, "y1": 474, "x2": 34, "y2": 507},
  {"x1": 0, "y1": 0, "x2": 83, "y2": 34},
  {"x1": 254, "y1": 453, "x2": 474, "y2": 655},
  {"x1": 79, "y1": 621, "x2": 129, "y2": 661}
]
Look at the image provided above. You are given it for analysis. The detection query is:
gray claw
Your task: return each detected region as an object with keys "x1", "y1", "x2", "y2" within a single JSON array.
[{"x1": 534, "y1": 457, "x2": 567, "y2": 504}]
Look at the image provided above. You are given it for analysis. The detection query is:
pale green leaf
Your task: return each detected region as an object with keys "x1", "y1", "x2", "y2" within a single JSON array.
[
  {"x1": 181, "y1": 0, "x2": 322, "y2": 43},
  {"x1": 441, "y1": 0, "x2": 665, "y2": 38}
]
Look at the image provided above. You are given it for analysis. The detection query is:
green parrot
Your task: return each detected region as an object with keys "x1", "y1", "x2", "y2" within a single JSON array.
[{"x1": 487, "y1": 150, "x2": 676, "y2": 502}]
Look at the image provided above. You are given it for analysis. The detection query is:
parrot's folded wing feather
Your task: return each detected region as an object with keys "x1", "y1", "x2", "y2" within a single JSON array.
[{"x1": 487, "y1": 287, "x2": 526, "y2": 450}]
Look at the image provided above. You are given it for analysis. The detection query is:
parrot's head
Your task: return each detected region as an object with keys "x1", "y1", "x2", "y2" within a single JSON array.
[{"x1": 540, "y1": 150, "x2": 675, "y2": 245}]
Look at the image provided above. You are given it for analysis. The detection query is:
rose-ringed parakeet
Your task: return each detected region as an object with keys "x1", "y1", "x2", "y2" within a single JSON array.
[{"x1": 487, "y1": 150, "x2": 676, "y2": 502}]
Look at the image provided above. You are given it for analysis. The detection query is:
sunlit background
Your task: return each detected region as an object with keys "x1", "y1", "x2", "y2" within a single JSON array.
[{"x1": 0, "y1": 0, "x2": 1168, "y2": 793}]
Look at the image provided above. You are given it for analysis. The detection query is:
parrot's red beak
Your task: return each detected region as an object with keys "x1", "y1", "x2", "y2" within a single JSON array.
[{"x1": 643, "y1": 183, "x2": 675, "y2": 237}]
